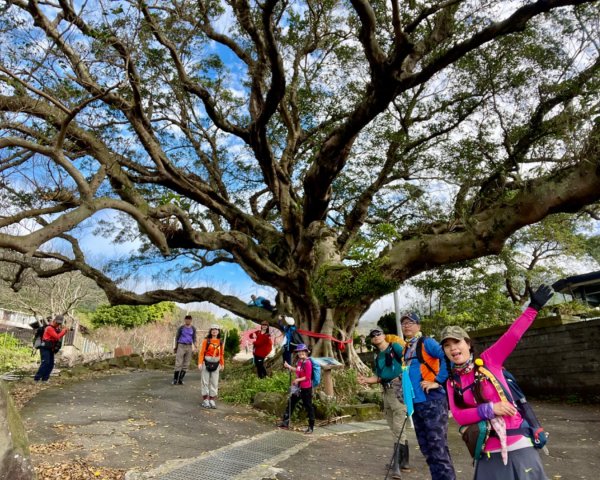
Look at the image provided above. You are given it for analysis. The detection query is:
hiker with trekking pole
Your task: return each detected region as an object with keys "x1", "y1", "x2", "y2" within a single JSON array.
[
  {"x1": 277, "y1": 343, "x2": 315, "y2": 434},
  {"x1": 400, "y1": 312, "x2": 456, "y2": 480},
  {"x1": 441, "y1": 284, "x2": 553, "y2": 480},
  {"x1": 357, "y1": 328, "x2": 412, "y2": 479}
]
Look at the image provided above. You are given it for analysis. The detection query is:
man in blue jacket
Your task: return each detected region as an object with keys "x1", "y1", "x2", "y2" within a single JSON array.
[{"x1": 401, "y1": 312, "x2": 455, "y2": 480}]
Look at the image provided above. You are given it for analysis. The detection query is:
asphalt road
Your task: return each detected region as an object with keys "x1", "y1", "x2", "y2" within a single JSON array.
[{"x1": 20, "y1": 370, "x2": 600, "y2": 479}]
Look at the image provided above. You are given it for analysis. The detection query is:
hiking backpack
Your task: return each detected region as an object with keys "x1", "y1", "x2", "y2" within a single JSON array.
[
  {"x1": 499, "y1": 369, "x2": 548, "y2": 449},
  {"x1": 308, "y1": 358, "x2": 321, "y2": 388},
  {"x1": 32, "y1": 324, "x2": 47, "y2": 349},
  {"x1": 476, "y1": 366, "x2": 548, "y2": 450}
]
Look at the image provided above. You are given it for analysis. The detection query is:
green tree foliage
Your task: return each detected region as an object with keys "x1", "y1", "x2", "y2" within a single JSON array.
[
  {"x1": 224, "y1": 328, "x2": 241, "y2": 358},
  {"x1": 585, "y1": 236, "x2": 600, "y2": 266},
  {"x1": 91, "y1": 302, "x2": 176, "y2": 329},
  {"x1": 407, "y1": 214, "x2": 600, "y2": 331},
  {"x1": 377, "y1": 312, "x2": 397, "y2": 335}
]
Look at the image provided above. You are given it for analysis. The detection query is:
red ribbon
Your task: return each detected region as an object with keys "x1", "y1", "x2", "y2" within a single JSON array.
[{"x1": 297, "y1": 329, "x2": 353, "y2": 345}]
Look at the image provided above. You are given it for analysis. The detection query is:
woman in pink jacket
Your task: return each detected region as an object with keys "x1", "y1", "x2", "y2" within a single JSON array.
[
  {"x1": 440, "y1": 285, "x2": 552, "y2": 480},
  {"x1": 277, "y1": 343, "x2": 315, "y2": 434}
]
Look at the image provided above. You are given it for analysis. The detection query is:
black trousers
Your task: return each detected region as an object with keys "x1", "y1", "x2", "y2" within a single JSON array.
[
  {"x1": 34, "y1": 348, "x2": 55, "y2": 381},
  {"x1": 283, "y1": 387, "x2": 315, "y2": 428},
  {"x1": 254, "y1": 355, "x2": 267, "y2": 378}
]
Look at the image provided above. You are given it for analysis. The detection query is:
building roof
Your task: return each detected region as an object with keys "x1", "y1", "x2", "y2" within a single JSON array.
[{"x1": 552, "y1": 271, "x2": 600, "y2": 306}]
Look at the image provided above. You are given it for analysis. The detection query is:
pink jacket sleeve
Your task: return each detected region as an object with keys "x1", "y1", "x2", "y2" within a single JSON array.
[
  {"x1": 447, "y1": 380, "x2": 483, "y2": 425},
  {"x1": 482, "y1": 307, "x2": 538, "y2": 367}
]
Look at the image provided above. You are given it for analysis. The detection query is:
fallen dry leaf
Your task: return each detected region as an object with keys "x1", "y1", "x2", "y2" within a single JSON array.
[{"x1": 35, "y1": 460, "x2": 125, "y2": 480}]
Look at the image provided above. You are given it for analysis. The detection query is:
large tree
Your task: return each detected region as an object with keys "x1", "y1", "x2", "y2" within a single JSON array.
[{"x1": 0, "y1": 0, "x2": 599, "y2": 364}]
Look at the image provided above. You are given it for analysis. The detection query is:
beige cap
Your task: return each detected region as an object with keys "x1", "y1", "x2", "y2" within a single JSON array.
[{"x1": 440, "y1": 325, "x2": 469, "y2": 343}]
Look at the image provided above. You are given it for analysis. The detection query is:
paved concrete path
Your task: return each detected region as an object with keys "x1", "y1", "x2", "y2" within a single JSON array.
[{"x1": 20, "y1": 370, "x2": 600, "y2": 479}]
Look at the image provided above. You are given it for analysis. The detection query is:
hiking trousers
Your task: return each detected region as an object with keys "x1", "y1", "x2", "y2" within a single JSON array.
[
  {"x1": 254, "y1": 355, "x2": 267, "y2": 378},
  {"x1": 283, "y1": 387, "x2": 315, "y2": 428},
  {"x1": 383, "y1": 383, "x2": 408, "y2": 443},
  {"x1": 175, "y1": 344, "x2": 193, "y2": 372},
  {"x1": 474, "y1": 445, "x2": 548, "y2": 479},
  {"x1": 413, "y1": 397, "x2": 456, "y2": 480},
  {"x1": 34, "y1": 348, "x2": 55, "y2": 381},
  {"x1": 201, "y1": 365, "x2": 220, "y2": 397}
]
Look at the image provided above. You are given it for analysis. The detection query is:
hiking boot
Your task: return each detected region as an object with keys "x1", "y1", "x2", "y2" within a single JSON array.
[
  {"x1": 209, "y1": 399, "x2": 216, "y2": 409},
  {"x1": 399, "y1": 441, "x2": 411, "y2": 472},
  {"x1": 201, "y1": 399, "x2": 210, "y2": 408},
  {"x1": 277, "y1": 421, "x2": 289, "y2": 429},
  {"x1": 177, "y1": 371, "x2": 186, "y2": 385},
  {"x1": 388, "y1": 442, "x2": 402, "y2": 479},
  {"x1": 172, "y1": 371, "x2": 180, "y2": 385},
  {"x1": 304, "y1": 427, "x2": 313, "y2": 434}
]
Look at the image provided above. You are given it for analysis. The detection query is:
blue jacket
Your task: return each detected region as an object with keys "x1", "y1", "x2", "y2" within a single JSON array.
[{"x1": 402, "y1": 336, "x2": 449, "y2": 404}]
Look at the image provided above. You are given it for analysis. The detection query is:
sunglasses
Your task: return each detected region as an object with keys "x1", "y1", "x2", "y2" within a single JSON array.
[{"x1": 369, "y1": 331, "x2": 384, "y2": 338}]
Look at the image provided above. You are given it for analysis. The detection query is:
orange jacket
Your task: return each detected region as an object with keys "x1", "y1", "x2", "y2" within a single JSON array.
[{"x1": 198, "y1": 338, "x2": 224, "y2": 366}]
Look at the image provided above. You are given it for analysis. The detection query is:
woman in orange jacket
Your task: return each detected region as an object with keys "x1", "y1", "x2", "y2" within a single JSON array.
[{"x1": 198, "y1": 324, "x2": 225, "y2": 408}]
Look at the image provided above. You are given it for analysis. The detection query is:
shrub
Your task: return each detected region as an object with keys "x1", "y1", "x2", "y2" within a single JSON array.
[
  {"x1": 225, "y1": 328, "x2": 241, "y2": 358},
  {"x1": 91, "y1": 302, "x2": 176, "y2": 328},
  {"x1": 220, "y1": 368, "x2": 290, "y2": 404},
  {"x1": 0, "y1": 334, "x2": 34, "y2": 373}
]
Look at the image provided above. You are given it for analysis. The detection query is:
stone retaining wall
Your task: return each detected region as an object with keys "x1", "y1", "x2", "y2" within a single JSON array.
[
  {"x1": 472, "y1": 317, "x2": 600, "y2": 397},
  {"x1": 358, "y1": 317, "x2": 600, "y2": 398},
  {"x1": 0, "y1": 381, "x2": 34, "y2": 480}
]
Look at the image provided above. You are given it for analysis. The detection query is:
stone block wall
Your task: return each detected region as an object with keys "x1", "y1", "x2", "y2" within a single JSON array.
[
  {"x1": 357, "y1": 317, "x2": 600, "y2": 398},
  {"x1": 472, "y1": 318, "x2": 600, "y2": 397}
]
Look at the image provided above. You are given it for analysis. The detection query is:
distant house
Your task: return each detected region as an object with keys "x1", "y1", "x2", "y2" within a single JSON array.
[{"x1": 552, "y1": 271, "x2": 600, "y2": 306}]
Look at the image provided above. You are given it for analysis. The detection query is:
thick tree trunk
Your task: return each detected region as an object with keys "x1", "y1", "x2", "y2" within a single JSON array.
[{"x1": 292, "y1": 303, "x2": 369, "y2": 371}]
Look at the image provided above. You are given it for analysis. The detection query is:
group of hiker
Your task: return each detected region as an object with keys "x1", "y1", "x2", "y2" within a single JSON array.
[
  {"x1": 167, "y1": 285, "x2": 552, "y2": 479},
  {"x1": 358, "y1": 284, "x2": 553, "y2": 480},
  {"x1": 33, "y1": 285, "x2": 552, "y2": 479}
]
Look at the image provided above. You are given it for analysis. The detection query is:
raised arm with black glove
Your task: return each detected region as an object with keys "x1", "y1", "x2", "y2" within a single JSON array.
[{"x1": 529, "y1": 284, "x2": 553, "y2": 311}]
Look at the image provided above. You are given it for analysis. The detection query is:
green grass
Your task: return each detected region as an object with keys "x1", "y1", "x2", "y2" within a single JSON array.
[
  {"x1": 220, "y1": 364, "x2": 290, "y2": 404},
  {"x1": 0, "y1": 334, "x2": 34, "y2": 373}
]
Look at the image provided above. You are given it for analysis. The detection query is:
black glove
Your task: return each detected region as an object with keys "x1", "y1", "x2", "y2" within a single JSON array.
[{"x1": 529, "y1": 284, "x2": 553, "y2": 311}]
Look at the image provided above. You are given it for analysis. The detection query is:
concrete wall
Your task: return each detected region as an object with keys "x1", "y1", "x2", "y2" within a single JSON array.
[
  {"x1": 0, "y1": 381, "x2": 35, "y2": 480},
  {"x1": 358, "y1": 317, "x2": 600, "y2": 398},
  {"x1": 471, "y1": 317, "x2": 600, "y2": 398}
]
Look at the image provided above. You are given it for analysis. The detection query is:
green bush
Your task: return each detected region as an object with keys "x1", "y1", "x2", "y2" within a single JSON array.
[
  {"x1": 225, "y1": 328, "x2": 241, "y2": 358},
  {"x1": 91, "y1": 301, "x2": 176, "y2": 328},
  {"x1": 220, "y1": 369, "x2": 290, "y2": 404},
  {"x1": 0, "y1": 334, "x2": 33, "y2": 373}
]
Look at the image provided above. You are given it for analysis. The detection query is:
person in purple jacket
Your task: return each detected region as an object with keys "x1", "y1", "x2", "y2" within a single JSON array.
[
  {"x1": 277, "y1": 343, "x2": 315, "y2": 434},
  {"x1": 441, "y1": 284, "x2": 553, "y2": 480}
]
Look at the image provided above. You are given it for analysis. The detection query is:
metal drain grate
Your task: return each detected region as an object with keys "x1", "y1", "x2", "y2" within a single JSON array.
[{"x1": 157, "y1": 430, "x2": 306, "y2": 480}]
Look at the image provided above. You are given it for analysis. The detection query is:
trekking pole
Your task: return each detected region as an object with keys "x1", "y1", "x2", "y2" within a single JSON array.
[
  {"x1": 288, "y1": 356, "x2": 293, "y2": 427},
  {"x1": 384, "y1": 414, "x2": 409, "y2": 480}
]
